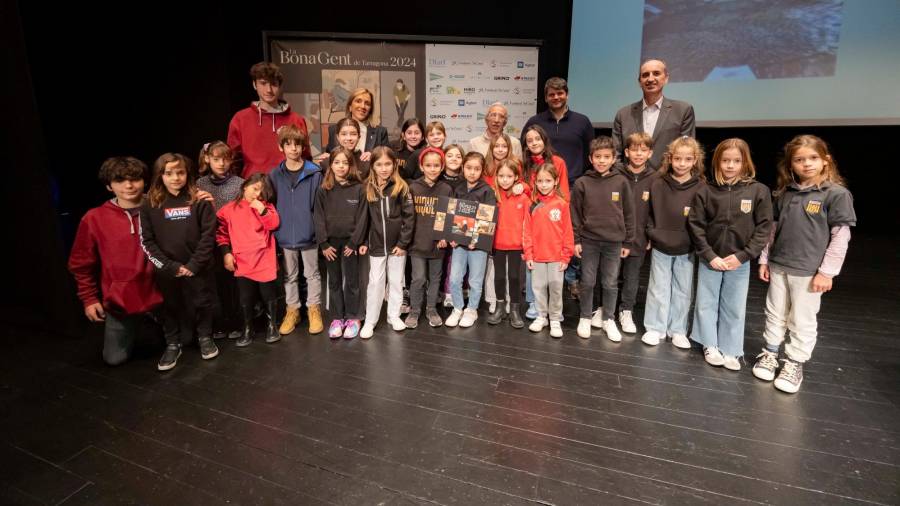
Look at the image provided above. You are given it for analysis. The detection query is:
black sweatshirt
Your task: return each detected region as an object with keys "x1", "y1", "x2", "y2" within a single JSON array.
[
  {"x1": 352, "y1": 180, "x2": 416, "y2": 257},
  {"x1": 617, "y1": 163, "x2": 658, "y2": 255},
  {"x1": 139, "y1": 189, "x2": 217, "y2": 277},
  {"x1": 688, "y1": 179, "x2": 773, "y2": 263},
  {"x1": 409, "y1": 177, "x2": 454, "y2": 258},
  {"x1": 570, "y1": 169, "x2": 635, "y2": 247},
  {"x1": 647, "y1": 173, "x2": 706, "y2": 255},
  {"x1": 313, "y1": 180, "x2": 367, "y2": 251}
]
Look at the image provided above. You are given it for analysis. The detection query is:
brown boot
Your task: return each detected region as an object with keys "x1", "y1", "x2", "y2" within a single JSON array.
[
  {"x1": 307, "y1": 304, "x2": 324, "y2": 334},
  {"x1": 279, "y1": 305, "x2": 299, "y2": 335}
]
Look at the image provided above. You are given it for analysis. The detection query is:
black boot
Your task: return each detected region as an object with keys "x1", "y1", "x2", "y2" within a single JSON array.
[
  {"x1": 265, "y1": 300, "x2": 282, "y2": 343},
  {"x1": 236, "y1": 305, "x2": 254, "y2": 347},
  {"x1": 486, "y1": 300, "x2": 507, "y2": 325},
  {"x1": 508, "y1": 303, "x2": 525, "y2": 329}
]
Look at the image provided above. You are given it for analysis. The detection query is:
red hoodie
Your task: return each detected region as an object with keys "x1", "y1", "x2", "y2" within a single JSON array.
[
  {"x1": 68, "y1": 200, "x2": 162, "y2": 315},
  {"x1": 227, "y1": 101, "x2": 311, "y2": 178},
  {"x1": 525, "y1": 154, "x2": 570, "y2": 201},
  {"x1": 494, "y1": 190, "x2": 532, "y2": 251},
  {"x1": 216, "y1": 200, "x2": 280, "y2": 282},
  {"x1": 525, "y1": 193, "x2": 575, "y2": 264}
]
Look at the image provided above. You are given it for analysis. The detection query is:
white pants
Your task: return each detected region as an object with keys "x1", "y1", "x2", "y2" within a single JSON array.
[
  {"x1": 283, "y1": 248, "x2": 321, "y2": 308},
  {"x1": 365, "y1": 254, "x2": 406, "y2": 327},
  {"x1": 763, "y1": 266, "x2": 823, "y2": 363},
  {"x1": 484, "y1": 256, "x2": 496, "y2": 304}
]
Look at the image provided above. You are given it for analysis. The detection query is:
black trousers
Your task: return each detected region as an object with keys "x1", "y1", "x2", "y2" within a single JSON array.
[
  {"x1": 409, "y1": 255, "x2": 443, "y2": 312},
  {"x1": 324, "y1": 237, "x2": 361, "y2": 320},
  {"x1": 493, "y1": 249, "x2": 523, "y2": 303},
  {"x1": 212, "y1": 251, "x2": 241, "y2": 332},
  {"x1": 619, "y1": 250, "x2": 647, "y2": 311},
  {"x1": 236, "y1": 276, "x2": 281, "y2": 308},
  {"x1": 156, "y1": 271, "x2": 214, "y2": 346}
]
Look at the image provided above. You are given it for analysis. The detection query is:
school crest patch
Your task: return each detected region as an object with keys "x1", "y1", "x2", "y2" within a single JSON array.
[
  {"x1": 549, "y1": 208, "x2": 562, "y2": 222},
  {"x1": 683, "y1": 206, "x2": 691, "y2": 217},
  {"x1": 642, "y1": 191, "x2": 650, "y2": 202},
  {"x1": 740, "y1": 199, "x2": 752, "y2": 214},
  {"x1": 611, "y1": 191, "x2": 620, "y2": 202},
  {"x1": 805, "y1": 200, "x2": 822, "y2": 214}
]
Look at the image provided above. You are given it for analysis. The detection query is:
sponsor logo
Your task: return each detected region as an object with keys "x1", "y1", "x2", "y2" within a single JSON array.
[
  {"x1": 517, "y1": 61, "x2": 524, "y2": 68},
  {"x1": 429, "y1": 58, "x2": 447, "y2": 66},
  {"x1": 428, "y1": 84, "x2": 442, "y2": 94},
  {"x1": 458, "y1": 99, "x2": 466, "y2": 106},
  {"x1": 463, "y1": 87, "x2": 476, "y2": 94},
  {"x1": 549, "y1": 208, "x2": 562, "y2": 222},
  {"x1": 740, "y1": 199, "x2": 752, "y2": 213},
  {"x1": 164, "y1": 206, "x2": 191, "y2": 220},
  {"x1": 480, "y1": 87, "x2": 510, "y2": 94},
  {"x1": 477, "y1": 112, "x2": 486, "y2": 120},
  {"x1": 429, "y1": 114, "x2": 447, "y2": 119},
  {"x1": 449, "y1": 74, "x2": 465, "y2": 80},
  {"x1": 494, "y1": 76, "x2": 510, "y2": 81},
  {"x1": 465, "y1": 125, "x2": 473, "y2": 133},
  {"x1": 431, "y1": 98, "x2": 438, "y2": 107},
  {"x1": 429, "y1": 73, "x2": 443, "y2": 81},
  {"x1": 513, "y1": 87, "x2": 520, "y2": 95},
  {"x1": 446, "y1": 86, "x2": 462, "y2": 95},
  {"x1": 514, "y1": 75, "x2": 536, "y2": 81},
  {"x1": 805, "y1": 200, "x2": 822, "y2": 214},
  {"x1": 450, "y1": 113, "x2": 473, "y2": 119},
  {"x1": 611, "y1": 192, "x2": 620, "y2": 202}
]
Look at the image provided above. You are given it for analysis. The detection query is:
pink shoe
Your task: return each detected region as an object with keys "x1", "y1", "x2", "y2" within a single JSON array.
[
  {"x1": 328, "y1": 319, "x2": 344, "y2": 339},
  {"x1": 343, "y1": 319, "x2": 361, "y2": 339}
]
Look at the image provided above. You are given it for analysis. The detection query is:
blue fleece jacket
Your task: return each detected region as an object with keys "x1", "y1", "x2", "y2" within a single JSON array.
[{"x1": 268, "y1": 159, "x2": 322, "y2": 249}]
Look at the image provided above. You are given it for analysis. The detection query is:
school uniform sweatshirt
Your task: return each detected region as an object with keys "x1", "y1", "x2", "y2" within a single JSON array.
[
  {"x1": 139, "y1": 190, "x2": 217, "y2": 277},
  {"x1": 525, "y1": 193, "x2": 575, "y2": 264},
  {"x1": 647, "y1": 173, "x2": 706, "y2": 256},
  {"x1": 313, "y1": 180, "x2": 367, "y2": 251},
  {"x1": 216, "y1": 200, "x2": 280, "y2": 282},
  {"x1": 352, "y1": 180, "x2": 415, "y2": 257},
  {"x1": 570, "y1": 169, "x2": 635, "y2": 247},
  {"x1": 408, "y1": 177, "x2": 454, "y2": 258},
  {"x1": 68, "y1": 199, "x2": 163, "y2": 315},
  {"x1": 494, "y1": 190, "x2": 532, "y2": 251},
  {"x1": 617, "y1": 164, "x2": 658, "y2": 256},
  {"x1": 227, "y1": 101, "x2": 310, "y2": 178},
  {"x1": 688, "y1": 179, "x2": 773, "y2": 263},
  {"x1": 268, "y1": 159, "x2": 322, "y2": 250}
]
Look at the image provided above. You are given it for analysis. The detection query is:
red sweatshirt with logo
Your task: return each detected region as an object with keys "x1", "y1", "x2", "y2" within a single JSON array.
[
  {"x1": 227, "y1": 101, "x2": 311, "y2": 178},
  {"x1": 524, "y1": 193, "x2": 575, "y2": 264}
]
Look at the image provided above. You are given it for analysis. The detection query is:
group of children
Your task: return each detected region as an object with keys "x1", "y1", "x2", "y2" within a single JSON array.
[{"x1": 69, "y1": 117, "x2": 854, "y2": 393}]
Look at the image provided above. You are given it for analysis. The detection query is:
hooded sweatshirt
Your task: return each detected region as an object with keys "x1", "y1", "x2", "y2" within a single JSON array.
[
  {"x1": 617, "y1": 163, "x2": 658, "y2": 256},
  {"x1": 352, "y1": 179, "x2": 416, "y2": 257},
  {"x1": 647, "y1": 173, "x2": 706, "y2": 255},
  {"x1": 227, "y1": 101, "x2": 311, "y2": 178},
  {"x1": 139, "y1": 189, "x2": 217, "y2": 277},
  {"x1": 688, "y1": 179, "x2": 773, "y2": 263},
  {"x1": 409, "y1": 177, "x2": 454, "y2": 258},
  {"x1": 313, "y1": 180, "x2": 367, "y2": 250},
  {"x1": 570, "y1": 169, "x2": 635, "y2": 247},
  {"x1": 216, "y1": 200, "x2": 280, "y2": 282},
  {"x1": 268, "y1": 159, "x2": 322, "y2": 250},
  {"x1": 525, "y1": 192, "x2": 575, "y2": 264},
  {"x1": 69, "y1": 199, "x2": 163, "y2": 315}
]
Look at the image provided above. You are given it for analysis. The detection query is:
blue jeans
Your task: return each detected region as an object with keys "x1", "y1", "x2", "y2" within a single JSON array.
[
  {"x1": 691, "y1": 260, "x2": 750, "y2": 357},
  {"x1": 644, "y1": 249, "x2": 695, "y2": 336},
  {"x1": 450, "y1": 248, "x2": 488, "y2": 310}
]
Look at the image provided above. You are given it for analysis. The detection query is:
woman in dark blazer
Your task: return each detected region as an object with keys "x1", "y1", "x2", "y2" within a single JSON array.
[{"x1": 322, "y1": 87, "x2": 389, "y2": 162}]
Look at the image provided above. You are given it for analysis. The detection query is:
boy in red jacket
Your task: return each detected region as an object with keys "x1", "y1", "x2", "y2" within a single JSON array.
[{"x1": 68, "y1": 157, "x2": 163, "y2": 365}]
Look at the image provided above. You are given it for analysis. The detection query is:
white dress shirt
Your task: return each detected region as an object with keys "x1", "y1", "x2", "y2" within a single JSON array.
[{"x1": 642, "y1": 96, "x2": 664, "y2": 137}]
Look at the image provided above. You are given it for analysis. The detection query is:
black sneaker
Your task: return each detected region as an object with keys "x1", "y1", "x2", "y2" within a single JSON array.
[
  {"x1": 199, "y1": 337, "x2": 219, "y2": 360},
  {"x1": 774, "y1": 359, "x2": 803, "y2": 394},
  {"x1": 404, "y1": 311, "x2": 420, "y2": 329},
  {"x1": 157, "y1": 344, "x2": 181, "y2": 371},
  {"x1": 400, "y1": 289, "x2": 411, "y2": 314},
  {"x1": 426, "y1": 308, "x2": 443, "y2": 328},
  {"x1": 212, "y1": 331, "x2": 227, "y2": 340}
]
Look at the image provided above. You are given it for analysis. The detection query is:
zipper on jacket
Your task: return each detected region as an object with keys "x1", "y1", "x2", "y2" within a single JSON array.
[{"x1": 381, "y1": 195, "x2": 389, "y2": 256}]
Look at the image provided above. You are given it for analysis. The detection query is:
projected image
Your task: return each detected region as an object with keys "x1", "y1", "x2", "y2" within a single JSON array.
[{"x1": 641, "y1": 0, "x2": 844, "y2": 82}]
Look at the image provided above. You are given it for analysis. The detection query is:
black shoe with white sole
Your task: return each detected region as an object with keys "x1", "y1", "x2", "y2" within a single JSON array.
[{"x1": 157, "y1": 344, "x2": 181, "y2": 371}]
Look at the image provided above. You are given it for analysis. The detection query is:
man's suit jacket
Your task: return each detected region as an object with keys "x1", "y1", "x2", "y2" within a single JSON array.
[
  {"x1": 612, "y1": 97, "x2": 696, "y2": 170},
  {"x1": 324, "y1": 122, "x2": 389, "y2": 154}
]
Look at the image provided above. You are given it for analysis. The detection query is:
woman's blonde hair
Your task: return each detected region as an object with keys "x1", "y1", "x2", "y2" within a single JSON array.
[
  {"x1": 711, "y1": 138, "x2": 755, "y2": 185},
  {"x1": 345, "y1": 88, "x2": 375, "y2": 123},
  {"x1": 775, "y1": 134, "x2": 845, "y2": 195},
  {"x1": 365, "y1": 146, "x2": 408, "y2": 202}
]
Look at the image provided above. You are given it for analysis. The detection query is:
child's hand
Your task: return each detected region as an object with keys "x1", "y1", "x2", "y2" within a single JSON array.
[
  {"x1": 722, "y1": 254, "x2": 741, "y2": 270},
  {"x1": 759, "y1": 264, "x2": 770, "y2": 282},
  {"x1": 359, "y1": 245, "x2": 368, "y2": 255},
  {"x1": 360, "y1": 151, "x2": 372, "y2": 162},
  {"x1": 512, "y1": 183, "x2": 524, "y2": 195},
  {"x1": 620, "y1": 248, "x2": 630, "y2": 258},
  {"x1": 322, "y1": 246, "x2": 337, "y2": 261},
  {"x1": 526, "y1": 260, "x2": 534, "y2": 270},
  {"x1": 84, "y1": 303, "x2": 105, "y2": 322},
  {"x1": 249, "y1": 199, "x2": 265, "y2": 213},
  {"x1": 710, "y1": 257, "x2": 729, "y2": 271},
  {"x1": 177, "y1": 265, "x2": 194, "y2": 277},
  {"x1": 574, "y1": 244, "x2": 582, "y2": 258},
  {"x1": 646, "y1": 241, "x2": 652, "y2": 250},
  {"x1": 391, "y1": 246, "x2": 406, "y2": 256},
  {"x1": 343, "y1": 246, "x2": 355, "y2": 257},
  {"x1": 196, "y1": 190, "x2": 214, "y2": 203},
  {"x1": 811, "y1": 273, "x2": 833, "y2": 293},
  {"x1": 558, "y1": 262, "x2": 568, "y2": 272},
  {"x1": 223, "y1": 253, "x2": 236, "y2": 272},
  {"x1": 437, "y1": 239, "x2": 447, "y2": 249},
  {"x1": 449, "y1": 241, "x2": 458, "y2": 248}
]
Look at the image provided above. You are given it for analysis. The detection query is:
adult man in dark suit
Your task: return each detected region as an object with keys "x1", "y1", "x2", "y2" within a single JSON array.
[{"x1": 612, "y1": 59, "x2": 696, "y2": 170}]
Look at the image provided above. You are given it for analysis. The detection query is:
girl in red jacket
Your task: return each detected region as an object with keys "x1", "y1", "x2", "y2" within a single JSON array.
[
  {"x1": 522, "y1": 125, "x2": 570, "y2": 201},
  {"x1": 487, "y1": 159, "x2": 531, "y2": 328},
  {"x1": 216, "y1": 173, "x2": 281, "y2": 347},
  {"x1": 525, "y1": 162, "x2": 575, "y2": 338}
]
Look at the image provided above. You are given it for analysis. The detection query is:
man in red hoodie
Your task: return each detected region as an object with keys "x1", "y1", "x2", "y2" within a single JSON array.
[
  {"x1": 68, "y1": 157, "x2": 163, "y2": 365},
  {"x1": 227, "y1": 61, "x2": 311, "y2": 178}
]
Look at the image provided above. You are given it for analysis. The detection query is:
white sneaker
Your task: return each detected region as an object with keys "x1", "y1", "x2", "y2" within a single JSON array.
[
  {"x1": 549, "y1": 321, "x2": 563, "y2": 338},
  {"x1": 443, "y1": 293, "x2": 454, "y2": 308},
  {"x1": 459, "y1": 308, "x2": 478, "y2": 328},
  {"x1": 670, "y1": 333, "x2": 691, "y2": 349},
  {"x1": 360, "y1": 324, "x2": 375, "y2": 339},
  {"x1": 389, "y1": 318, "x2": 407, "y2": 332},
  {"x1": 723, "y1": 355, "x2": 741, "y2": 371},
  {"x1": 603, "y1": 319, "x2": 622, "y2": 342},
  {"x1": 704, "y1": 347, "x2": 725, "y2": 366},
  {"x1": 445, "y1": 308, "x2": 463, "y2": 327},
  {"x1": 641, "y1": 330, "x2": 662, "y2": 346},
  {"x1": 577, "y1": 318, "x2": 592, "y2": 339},
  {"x1": 619, "y1": 310, "x2": 636, "y2": 333},
  {"x1": 487, "y1": 300, "x2": 496, "y2": 313},
  {"x1": 529, "y1": 317, "x2": 548, "y2": 332},
  {"x1": 590, "y1": 307, "x2": 604, "y2": 328}
]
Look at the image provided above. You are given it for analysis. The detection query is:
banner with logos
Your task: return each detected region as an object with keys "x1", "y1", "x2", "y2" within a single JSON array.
[{"x1": 267, "y1": 36, "x2": 539, "y2": 158}]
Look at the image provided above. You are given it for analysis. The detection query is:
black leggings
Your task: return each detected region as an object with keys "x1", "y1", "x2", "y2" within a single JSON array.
[
  {"x1": 324, "y1": 237, "x2": 361, "y2": 320},
  {"x1": 236, "y1": 276, "x2": 280, "y2": 307},
  {"x1": 493, "y1": 250, "x2": 523, "y2": 303}
]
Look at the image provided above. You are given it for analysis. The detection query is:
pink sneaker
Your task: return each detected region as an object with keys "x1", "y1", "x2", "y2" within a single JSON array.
[
  {"x1": 328, "y1": 319, "x2": 344, "y2": 339},
  {"x1": 343, "y1": 319, "x2": 361, "y2": 339}
]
